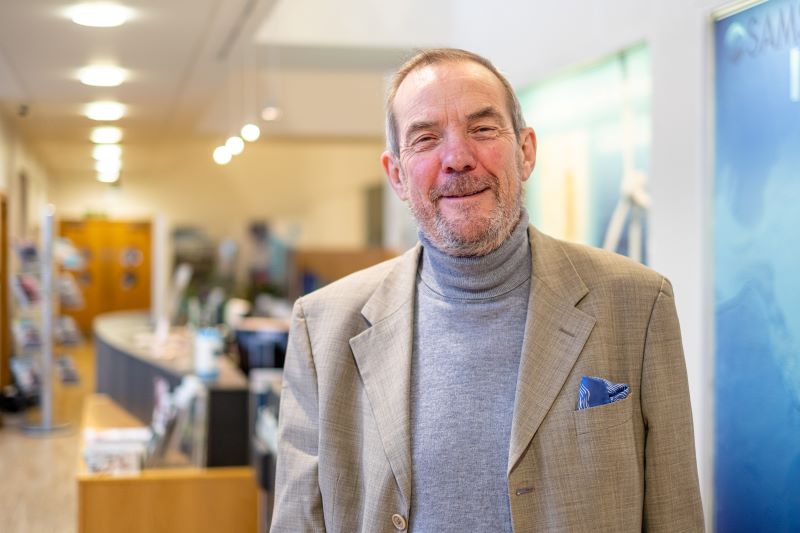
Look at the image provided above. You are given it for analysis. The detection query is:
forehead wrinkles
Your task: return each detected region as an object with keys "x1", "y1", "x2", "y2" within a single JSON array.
[{"x1": 394, "y1": 63, "x2": 508, "y2": 138}]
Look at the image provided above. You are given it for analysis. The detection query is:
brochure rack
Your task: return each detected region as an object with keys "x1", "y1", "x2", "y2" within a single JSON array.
[{"x1": 21, "y1": 205, "x2": 69, "y2": 434}]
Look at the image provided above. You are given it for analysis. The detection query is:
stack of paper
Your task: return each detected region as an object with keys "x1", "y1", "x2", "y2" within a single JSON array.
[{"x1": 83, "y1": 427, "x2": 153, "y2": 475}]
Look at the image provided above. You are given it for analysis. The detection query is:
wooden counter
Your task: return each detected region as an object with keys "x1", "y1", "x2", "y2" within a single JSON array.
[{"x1": 78, "y1": 394, "x2": 257, "y2": 533}]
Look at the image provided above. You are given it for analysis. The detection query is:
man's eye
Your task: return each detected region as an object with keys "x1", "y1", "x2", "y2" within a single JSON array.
[
  {"x1": 472, "y1": 126, "x2": 498, "y2": 137},
  {"x1": 413, "y1": 135, "x2": 437, "y2": 146}
]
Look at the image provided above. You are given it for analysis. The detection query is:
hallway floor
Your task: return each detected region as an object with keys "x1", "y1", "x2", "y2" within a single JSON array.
[{"x1": 0, "y1": 342, "x2": 95, "y2": 533}]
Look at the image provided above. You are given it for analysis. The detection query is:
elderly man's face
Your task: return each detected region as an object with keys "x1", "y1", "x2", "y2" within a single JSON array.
[{"x1": 382, "y1": 60, "x2": 536, "y2": 256}]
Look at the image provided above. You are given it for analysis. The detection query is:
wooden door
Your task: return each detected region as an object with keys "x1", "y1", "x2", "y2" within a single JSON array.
[
  {"x1": 108, "y1": 221, "x2": 151, "y2": 311},
  {"x1": 59, "y1": 219, "x2": 151, "y2": 332}
]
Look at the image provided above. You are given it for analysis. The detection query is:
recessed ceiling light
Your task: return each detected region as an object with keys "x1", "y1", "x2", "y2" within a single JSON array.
[
  {"x1": 213, "y1": 146, "x2": 231, "y2": 165},
  {"x1": 92, "y1": 144, "x2": 122, "y2": 160},
  {"x1": 241, "y1": 124, "x2": 260, "y2": 142},
  {"x1": 95, "y1": 159, "x2": 122, "y2": 173},
  {"x1": 260, "y1": 105, "x2": 281, "y2": 122},
  {"x1": 85, "y1": 101, "x2": 125, "y2": 121},
  {"x1": 67, "y1": 3, "x2": 134, "y2": 28},
  {"x1": 97, "y1": 170, "x2": 120, "y2": 183},
  {"x1": 79, "y1": 65, "x2": 127, "y2": 87},
  {"x1": 225, "y1": 136, "x2": 244, "y2": 156},
  {"x1": 91, "y1": 126, "x2": 122, "y2": 144}
]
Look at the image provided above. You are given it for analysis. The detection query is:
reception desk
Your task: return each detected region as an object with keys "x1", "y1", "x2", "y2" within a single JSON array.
[
  {"x1": 94, "y1": 311, "x2": 249, "y2": 466},
  {"x1": 78, "y1": 394, "x2": 257, "y2": 533}
]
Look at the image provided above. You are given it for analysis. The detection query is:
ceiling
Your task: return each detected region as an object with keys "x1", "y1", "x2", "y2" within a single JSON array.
[{"x1": 0, "y1": 0, "x2": 455, "y2": 183}]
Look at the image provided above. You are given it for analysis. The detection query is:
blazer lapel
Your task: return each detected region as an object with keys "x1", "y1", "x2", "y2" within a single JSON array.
[
  {"x1": 508, "y1": 227, "x2": 596, "y2": 473},
  {"x1": 349, "y1": 245, "x2": 421, "y2": 509}
]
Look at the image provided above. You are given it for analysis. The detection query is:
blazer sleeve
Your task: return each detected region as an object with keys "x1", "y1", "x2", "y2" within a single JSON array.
[
  {"x1": 270, "y1": 299, "x2": 327, "y2": 532},
  {"x1": 640, "y1": 278, "x2": 705, "y2": 532}
]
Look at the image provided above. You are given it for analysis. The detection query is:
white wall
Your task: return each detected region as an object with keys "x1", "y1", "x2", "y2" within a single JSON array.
[
  {"x1": 0, "y1": 112, "x2": 52, "y2": 241},
  {"x1": 0, "y1": 115, "x2": 11, "y2": 192},
  {"x1": 453, "y1": 0, "x2": 732, "y2": 527}
]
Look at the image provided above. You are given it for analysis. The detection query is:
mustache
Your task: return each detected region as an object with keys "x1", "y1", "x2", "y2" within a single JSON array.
[{"x1": 429, "y1": 174, "x2": 495, "y2": 201}]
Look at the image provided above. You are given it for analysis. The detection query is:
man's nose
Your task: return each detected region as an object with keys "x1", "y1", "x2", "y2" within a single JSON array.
[{"x1": 440, "y1": 133, "x2": 476, "y2": 174}]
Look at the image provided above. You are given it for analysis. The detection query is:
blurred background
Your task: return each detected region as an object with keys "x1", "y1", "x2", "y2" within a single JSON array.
[{"x1": 0, "y1": 0, "x2": 798, "y2": 532}]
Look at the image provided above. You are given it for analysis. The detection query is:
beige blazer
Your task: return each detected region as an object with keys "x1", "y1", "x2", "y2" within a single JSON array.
[{"x1": 271, "y1": 226, "x2": 704, "y2": 532}]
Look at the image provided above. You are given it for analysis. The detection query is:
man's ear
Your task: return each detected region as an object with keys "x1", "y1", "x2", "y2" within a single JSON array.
[
  {"x1": 518, "y1": 127, "x2": 537, "y2": 182},
  {"x1": 381, "y1": 150, "x2": 408, "y2": 200}
]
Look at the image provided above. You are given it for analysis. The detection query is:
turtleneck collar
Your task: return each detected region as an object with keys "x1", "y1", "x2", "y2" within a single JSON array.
[{"x1": 418, "y1": 210, "x2": 532, "y2": 301}]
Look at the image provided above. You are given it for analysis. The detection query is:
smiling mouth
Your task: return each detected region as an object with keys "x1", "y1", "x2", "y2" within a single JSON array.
[{"x1": 441, "y1": 187, "x2": 489, "y2": 199}]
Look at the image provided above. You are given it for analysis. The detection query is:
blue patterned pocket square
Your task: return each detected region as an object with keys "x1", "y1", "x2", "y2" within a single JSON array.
[{"x1": 577, "y1": 376, "x2": 629, "y2": 410}]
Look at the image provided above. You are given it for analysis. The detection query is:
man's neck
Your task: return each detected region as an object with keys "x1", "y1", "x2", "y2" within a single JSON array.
[{"x1": 417, "y1": 210, "x2": 531, "y2": 300}]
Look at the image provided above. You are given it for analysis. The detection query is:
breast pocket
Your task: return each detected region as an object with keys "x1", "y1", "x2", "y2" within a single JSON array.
[
  {"x1": 573, "y1": 395, "x2": 633, "y2": 436},
  {"x1": 569, "y1": 395, "x2": 642, "y2": 524}
]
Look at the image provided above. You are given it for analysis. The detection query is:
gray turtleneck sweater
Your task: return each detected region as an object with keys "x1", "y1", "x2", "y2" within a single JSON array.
[{"x1": 410, "y1": 212, "x2": 532, "y2": 532}]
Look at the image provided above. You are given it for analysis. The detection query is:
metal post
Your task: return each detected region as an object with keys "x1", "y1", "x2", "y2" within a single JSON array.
[{"x1": 40, "y1": 204, "x2": 53, "y2": 428}]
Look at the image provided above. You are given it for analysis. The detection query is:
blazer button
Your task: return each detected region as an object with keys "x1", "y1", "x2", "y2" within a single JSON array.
[{"x1": 391, "y1": 513, "x2": 407, "y2": 530}]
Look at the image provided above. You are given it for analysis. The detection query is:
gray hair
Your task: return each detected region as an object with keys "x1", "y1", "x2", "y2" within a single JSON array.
[{"x1": 385, "y1": 48, "x2": 527, "y2": 156}]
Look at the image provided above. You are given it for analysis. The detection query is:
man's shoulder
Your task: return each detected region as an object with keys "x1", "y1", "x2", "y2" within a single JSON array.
[
  {"x1": 296, "y1": 247, "x2": 416, "y2": 316},
  {"x1": 540, "y1": 231, "x2": 670, "y2": 296}
]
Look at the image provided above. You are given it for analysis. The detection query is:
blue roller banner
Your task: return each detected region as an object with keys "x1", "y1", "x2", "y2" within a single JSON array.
[{"x1": 714, "y1": 1, "x2": 800, "y2": 530}]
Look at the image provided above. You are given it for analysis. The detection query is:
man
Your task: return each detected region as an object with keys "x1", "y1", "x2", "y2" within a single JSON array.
[{"x1": 271, "y1": 48, "x2": 704, "y2": 532}]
